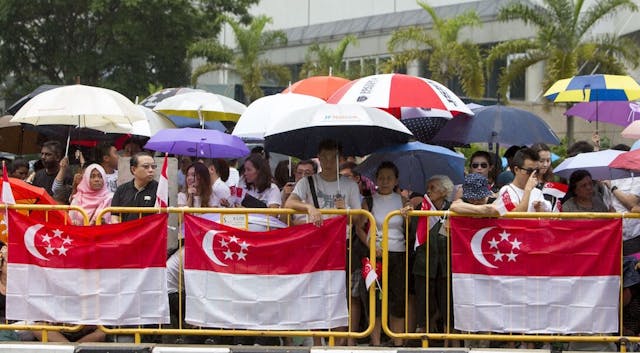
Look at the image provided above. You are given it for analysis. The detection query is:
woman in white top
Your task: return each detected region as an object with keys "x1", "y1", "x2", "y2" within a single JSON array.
[
  {"x1": 237, "y1": 154, "x2": 281, "y2": 208},
  {"x1": 206, "y1": 159, "x2": 231, "y2": 207},
  {"x1": 177, "y1": 162, "x2": 215, "y2": 207}
]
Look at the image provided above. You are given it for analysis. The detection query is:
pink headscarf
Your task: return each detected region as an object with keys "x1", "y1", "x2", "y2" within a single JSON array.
[{"x1": 70, "y1": 164, "x2": 113, "y2": 225}]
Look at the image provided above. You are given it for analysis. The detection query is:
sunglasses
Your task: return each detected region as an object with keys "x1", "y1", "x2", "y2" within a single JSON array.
[
  {"x1": 471, "y1": 162, "x2": 489, "y2": 169},
  {"x1": 519, "y1": 167, "x2": 539, "y2": 175}
]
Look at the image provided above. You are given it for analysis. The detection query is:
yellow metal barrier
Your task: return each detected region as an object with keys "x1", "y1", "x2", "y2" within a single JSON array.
[
  {"x1": 93, "y1": 206, "x2": 378, "y2": 345},
  {"x1": 381, "y1": 209, "x2": 639, "y2": 351}
]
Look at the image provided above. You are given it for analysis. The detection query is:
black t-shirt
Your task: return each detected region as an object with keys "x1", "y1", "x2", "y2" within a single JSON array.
[
  {"x1": 32, "y1": 168, "x2": 73, "y2": 196},
  {"x1": 110, "y1": 179, "x2": 159, "y2": 222}
]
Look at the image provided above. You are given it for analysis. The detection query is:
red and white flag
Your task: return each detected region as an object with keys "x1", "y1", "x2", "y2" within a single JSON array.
[
  {"x1": 154, "y1": 153, "x2": 168, "y2": 208},
  {"x1": 184, "y1": 214, "x2": 348, "y2": 330},
  {"x1": 542, "y1": 182, "x2": 568, "y2": 212},
  {"x1": 414, "y1": 194, "x2": 440, "y2": 250},
  {"x1": 361, "y1": 257, "x2": 381, "y2": 290},
  {"x1": 1, "y1": 161, "x2": 15, "y2": 205},
  {"x1": 7, "y1": 211, "x2": 169, "y2": 325},
  {"x1": 450, "y1": 216, "x2": 621, "y2": 334}
]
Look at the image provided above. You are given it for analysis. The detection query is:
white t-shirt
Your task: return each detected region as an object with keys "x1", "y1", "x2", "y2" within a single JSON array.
[
  {"x1": 492, "y1": 183, "x2": 551, "y2": 213},
  {"x1": 292, "y1": 174, "x2": 361, "y2": 212},
  {"x1": 211, "y1": 178, "x2": 231, "y2": 207},
  {"x1": 371, "y1": 192, "x2": 405, "y2": 252},
  {"x1": 238, "y1": 179, "x2": 282, "y2": 207},
  {"x1": 612, "y1": 177, "x2": 640, "y2": 241},
  {"x1": 105, "y1": 170, "x2": 118, "y2": 193},
  {"x1": 225, "y1": 167, "x2": 240, "y2": 187}
]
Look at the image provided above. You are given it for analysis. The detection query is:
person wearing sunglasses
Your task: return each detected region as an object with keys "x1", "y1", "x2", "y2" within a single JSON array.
[
  {"x1": 492, "y1": 148, "x2": 551, "y2": 213},
  {"x1": 456, "y1": 151, "x2": 497, "y2": 201}
]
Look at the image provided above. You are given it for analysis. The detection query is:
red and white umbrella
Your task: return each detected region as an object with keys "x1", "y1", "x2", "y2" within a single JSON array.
[
  {"x1": 327, "y1": 73, "x2": 472, "y2": 142},
  {"x1": 327, "y1": 73, "x2": 473, "y2": 118}
]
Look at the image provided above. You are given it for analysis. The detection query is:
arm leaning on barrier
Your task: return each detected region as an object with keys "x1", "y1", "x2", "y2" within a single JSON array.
[{"x1": 450, "y1": 199, "x2": 500, "y2": 216}]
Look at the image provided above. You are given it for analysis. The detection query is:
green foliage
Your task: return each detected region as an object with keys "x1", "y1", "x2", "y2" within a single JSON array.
[
  {"x1": 488, "y1": 0, "x2": 640, "y2": 102},
  {"x1": 300, "y1": 35, "x2": 358, "y2": 79},
  {"x1": 190, "y1": 15, "x2": 291, "y2": 104},
  {"x1": 0, "y1": 0, "x2": 258, "y2": 102},
  {"x1": 386, "y1": 0, "x2": 485, "y2": 98}
]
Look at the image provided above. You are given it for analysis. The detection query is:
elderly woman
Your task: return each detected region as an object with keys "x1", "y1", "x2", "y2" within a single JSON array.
[
  {"x1": 562, "y1": 170, "x2": 613, "y2": 212},
  {"x1": 69, "y1": 164, "x2": 113, "y2": 225},
  {"x1": 412, "y1": 175, "x2": 454, "y2": 335}
]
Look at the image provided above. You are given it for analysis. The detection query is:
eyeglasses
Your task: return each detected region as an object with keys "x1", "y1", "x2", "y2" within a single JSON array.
[
  {"x1": 518, "y1": 167, "x2": 538, "y2": 175},
  {"x1": 471, "y1": 162, "x2": 489, "y2": 169},
  {"x1": 139, "y1": 164, "x2": 158, "y2": 170}
]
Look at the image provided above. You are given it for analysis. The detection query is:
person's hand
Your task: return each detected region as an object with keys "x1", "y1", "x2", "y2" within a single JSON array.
[
  {"x1": 187, "y1": 186, "x2": 197, "y2": 195},
  {"x1": 375, "y1": 246, "x2": 382, "y2": 258},
  {"x1": 524, "y1": 170, "x2": 538, "y2": 192},
  {"x1": 308, "y1": 206, "x2": 323, "y2": 227},
  {"x1": 59, "y1": 156, "x2": 69, "y2": 169},
  {"x1": 220, "y1": 198, "x2": 230, "y2": 207},
  {"x1": 533, "y1": 200, "x2": 544, "y2": 212},
  {"x1": 400, "y1": 204, "x2": 413, "y2": 217}
]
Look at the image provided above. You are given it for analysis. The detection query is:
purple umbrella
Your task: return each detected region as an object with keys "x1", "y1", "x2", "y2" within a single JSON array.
[
  {"x1": 564, "y1": 101, "x2": 640, "y2": 127},
  {"x1": 144, "y1": 128, "x2": 249, "y2": 158}
]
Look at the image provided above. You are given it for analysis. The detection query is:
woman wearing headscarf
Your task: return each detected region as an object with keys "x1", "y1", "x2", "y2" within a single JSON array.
[{"x1": 69, "y1": 164, "x2": 113, "y2": 225}]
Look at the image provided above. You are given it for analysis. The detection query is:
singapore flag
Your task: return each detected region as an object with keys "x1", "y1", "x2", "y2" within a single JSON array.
[
  {"x1": 450, "y1": 216, "x2": 621, "y2": 334},
  {"x1": 184, "y1": 213, "x2": 348, "y2": 330}
]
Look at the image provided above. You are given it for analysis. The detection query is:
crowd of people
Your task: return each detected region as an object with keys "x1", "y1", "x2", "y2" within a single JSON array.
[{"x1": 2, "y1": 134, "x2": 640, "y2": 348}]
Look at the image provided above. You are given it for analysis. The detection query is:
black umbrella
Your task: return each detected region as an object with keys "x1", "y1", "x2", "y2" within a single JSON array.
[{"x1": 5, "y1": 84, "x2": 61, "y2": 115}]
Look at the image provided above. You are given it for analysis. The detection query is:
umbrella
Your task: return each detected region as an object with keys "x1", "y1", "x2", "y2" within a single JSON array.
[
  {"x1": 232, "y1": 93, "x2": 324, "y2": 141},
  {"x1": 144, "y1": 128, "x2": 250, "y2": 159},
  {"x1": 0, "y1": 115, "x2": 19, "y2": 129},
  {"x1": 11, "y1": 84, "x2": 144, "y2": 129},
  {"x1": 431, "y1": 105, "x2": 561, "y2": 146},
  {"x1": 621, "y1": 120, "x2": 640, "y2": 139},
  {"x1": 153, "y1": 91, "x2": 246, "y2": 123},
  {"x1": 608, "y1": 149, "x2": 640, "y2": 172},
  {"x1": 0, "y1": 177, "x2": 67, "y2": 242},
  {"x1": 564, "y1": 101, "x2": 640, "y2": 127},
  {"x1": 397, "y1": 108, "x2": 451, "y2": 143},
  {"x1": 282, "y1": 76, "x2": 351, "y2": 101},
  {"x1": 328, "y1": 73, "x2": 473, "y2": 117},
  {"x1": 139, "y1": 87, "x2": 204, "y2": 109},
  {"x1": 355, "y1": 141, "x2": 465, "y2": 194},
  {"x1": 553, "y1": 149, "x2": 631, "y2": 180},
  {"x1": 129, "y1": 106, "x2": 177, "y2": 137},
  {"x1": 5, "y1": 84, "x2": 61, "y2": 115},
  {"x1": 544, "y1": 74, "x2": 640, "y2": 131},
  {"x1": 263, "y1": 103, "x2": 413, "y2": 159}
]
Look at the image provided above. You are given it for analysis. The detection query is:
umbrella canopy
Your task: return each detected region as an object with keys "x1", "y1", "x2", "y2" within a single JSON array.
[
  {"x1": 11, "y1": 84, "x2": 145, "y2": 130},
  {"x1": 0, "y1": 177, "x2": 67, "y2": 242},
  {"x1": 621, "y1": 120, "x2": 640, "y2": 139},
  {"x1": 282, "y1": 76, "x2": 351, "y2": 101},
  {"x1": 553, "y1": 150, "x2": 631, "y2": 180},
  {"x1": 139, "y1": 87, "x2": 204, "y2": 109},
  {"x1": 144, "y1": 128, "x2": 249, "y2": 159},
  {"x1": 0, "y1": 115, "x2": 20, "y2": 129},
  {"x1": 153, "y1": 91, "x2": 246, "y2": 123},
  {"x1": 232, "y1": 93, "x2": 324, "y2": 141},
  {"x1": 431, "y1": 105, "x2": 560, "y2": 146},
  {"x1": 544, "y1": 74, "x2": 640, "y2": 102},
  {"x1": 5, "y1": 84, "x2": 61, "y2": 115},
  {"x1": 608, "y1": 149, "x2": 640, "y2": 172},
  {"x1": 327, "y1": 73, "x2": 473, "y2": 118},
  {"x1": 355, "y1": 141, "x2": 465, "y2": 194},
  {"x1": 565, "y1": 101, "x2": 640, "y2": 127},
  {"x1": 264, "y1": 103, "x2": 413, "y2": 159},
  {"x1": 129, "y1": 106, "x2": 177, "y2": 137},
  {"x1": 397, "y1": 108, "x2": 451, "y2": 143}
]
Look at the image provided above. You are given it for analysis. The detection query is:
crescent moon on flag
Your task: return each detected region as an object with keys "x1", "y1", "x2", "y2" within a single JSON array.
[
  {"x1": 470, "y1": 226, "x2": 497, "y2": 268},
  {"x1": 202, "y1": 230, "x2": 228, "y2": 267},
  {"x1": 24, "y1": 224, "x2": 49, "y2": 261}
]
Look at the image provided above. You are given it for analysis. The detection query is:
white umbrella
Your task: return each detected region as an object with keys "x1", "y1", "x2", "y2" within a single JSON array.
[
  {"x1": 153, "y1": 91, "x2": 246, "y2": 123},
  {"x1": 264, "y1": 103, "x2": 413, "y2": 159},
  {"x1": 232, "y1": 93, "x2": 324, "y2": 141},
  {"x1": 553, "y1": 149, "x2": 631, "y2": 180},
  {"x1": 128, "y1": 106, "x2": 177, "y2": 137},
  {"x1": 11, "y1": 84, "x2": 144, "y2": 129}
]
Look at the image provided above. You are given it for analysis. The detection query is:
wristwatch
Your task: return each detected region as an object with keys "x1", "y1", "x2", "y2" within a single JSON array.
[{"x1": 611, "y1": 186, "x2": 618, "y2": 192}]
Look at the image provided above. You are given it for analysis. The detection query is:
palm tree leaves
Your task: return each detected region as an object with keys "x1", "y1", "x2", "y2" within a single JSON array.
[
  {"x1": 386, "y1": 1, "x2": 484, "y2": 98},
  {"x1": 300, "y1": 35, "x2": 357, "y2": 78}
]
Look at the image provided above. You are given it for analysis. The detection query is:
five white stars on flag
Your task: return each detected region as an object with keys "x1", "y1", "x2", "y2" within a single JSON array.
[
  {"x1": 41, "y1": 228, "x2": 73, "y2": 256},
  {"x1": 220, "y1": 234, "x2": 249, "y2": 261},
  {"x1": 488, "y1": 229, "x2": 521, "y2": 263}
]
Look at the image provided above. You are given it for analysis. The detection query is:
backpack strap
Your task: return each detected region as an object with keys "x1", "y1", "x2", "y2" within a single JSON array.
[{"x1": 307, "y1": 175, "x2": 320, "y2": 209}]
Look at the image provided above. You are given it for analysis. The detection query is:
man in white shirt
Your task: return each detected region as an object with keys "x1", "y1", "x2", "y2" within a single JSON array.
[{"x1": 492, "y1": 148, "x2": 551, "y2": 213}]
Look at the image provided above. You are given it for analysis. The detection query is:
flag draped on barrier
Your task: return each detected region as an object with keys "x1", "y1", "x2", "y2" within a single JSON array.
[
  {"x1": 450, "y1": 216, "x2": 621, "y2": 334},
  {"x1": 7, "y1": 211, "x2": 169, "y2": 325},
  {"x1": 184, "y1": 213, "x2": 348, "y2": 330}
]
